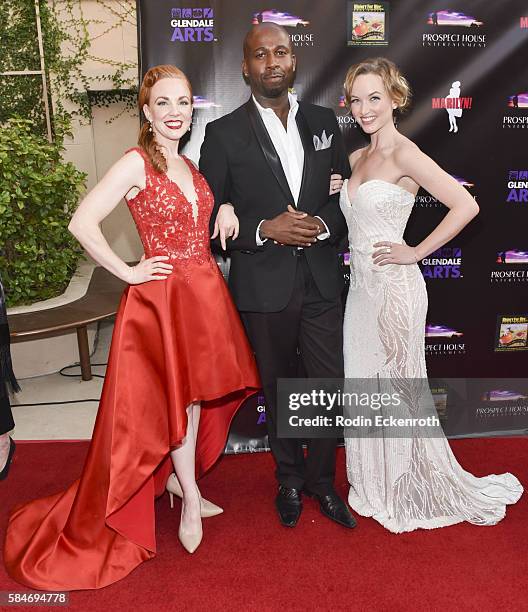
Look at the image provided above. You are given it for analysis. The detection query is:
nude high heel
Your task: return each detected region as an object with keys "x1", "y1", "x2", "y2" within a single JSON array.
[
  {"x1": 166, "y1": 473, "x2": 223, "y2": 517},
  {"x1": 178, "y1": 504, "x2": 203, "y2": 554}
]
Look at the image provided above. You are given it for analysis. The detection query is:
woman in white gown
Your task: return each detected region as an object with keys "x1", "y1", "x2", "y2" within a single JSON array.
[{"x1": 339, "y1": 57, "x2": 523, "y2": 533}]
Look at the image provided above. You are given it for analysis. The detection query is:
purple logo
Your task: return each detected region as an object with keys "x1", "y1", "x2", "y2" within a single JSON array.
[
  {"x1": 496, "y1": 250, "x2": 528, "y2": 264},
  {"x1": 427, "y1": 10, "x2": 483, "y2": 27},
  {"x1": 257, "y1": 394, "x2": 266, "y2": 424},
  {"x1": 482, "y1": 390, "x2": 528, "y2": 402},
  {"x1": 252, "y1": 10, "x2": 309, "y2": 28},
  {"x1": 452, "y1": 175, "x2": 475, "y2": 188},
  {"x1": 506, "y1": 170, "x2": 528, "y2": 203},
  {"x1": 508, "y1": 92, "x2": 528, "y2": 109},
  {"x1": 171, "y1": 8, "x2": 213, "y2": 19},
  {"x1": 420, "y1": 247, "x2": 462, "y2": 279},
  {"x1": 415, "y1": 175, "x2": 474, "y2": 208},
  {"x1": 422, "y1": 11, "x2": 486, "y2": 47},
  {"x1": 425, "y1": 324, "x2": 463, "y2": 338},
  {"x1": 192, "y1": 95, "x2": 221, "y2": 109},
  {"x1": 171, "y1": 7, "x2": 215, "y2": 42}
]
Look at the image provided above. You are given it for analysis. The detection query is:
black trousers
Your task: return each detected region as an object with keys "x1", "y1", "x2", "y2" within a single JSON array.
[
  {"x1": 0, "y1": 381, "x2": 15, "y2": 435},
  {"x1": 241, "y1": 254, "x2": 344, "y2": 495}
]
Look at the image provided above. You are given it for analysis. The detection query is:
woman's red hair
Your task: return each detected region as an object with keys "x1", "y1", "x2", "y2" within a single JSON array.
[{"x1": 138, "y1": 65, "x2": 193, "y2": 173}]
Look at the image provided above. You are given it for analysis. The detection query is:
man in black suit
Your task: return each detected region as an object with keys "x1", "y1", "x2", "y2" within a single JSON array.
[{"x1": 200, "y1": 23, "x2": 355, "y2": 529}]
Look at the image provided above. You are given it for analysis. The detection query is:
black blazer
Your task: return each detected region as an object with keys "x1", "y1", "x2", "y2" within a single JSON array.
[{"x1": 199, "y1": 98, "x2": 350, "y2": 313}]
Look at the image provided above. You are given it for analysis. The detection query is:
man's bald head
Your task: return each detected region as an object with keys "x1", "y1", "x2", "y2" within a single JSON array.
[
  {"x1": 243, "y1": 22, "x2": 292, "y2": 58},
  {"x1": 242, "y1": 21, "x2": 296, "y2": 100}
]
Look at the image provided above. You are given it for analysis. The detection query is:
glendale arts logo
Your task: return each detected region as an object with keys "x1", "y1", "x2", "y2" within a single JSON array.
[
  {"x1": 432, "y1": 81, "x2": 472, "y2": 133},
  {"x1": 425, "y1": 324, "x2": 466, "y2": 356},
  {"x1": 521, "y1": 16, "x2": 528, "y2": 28},
  {"x1": 506, "y1": 170, "x2": 528, "y2": 203},
  {"x1": 503, "y1": 92, "x2": 528, "y2": 128},
  {"x1": 420, "y1": 247, "x2": 462, "y2": 279},
  {"x1": 170, "y1": 7, "x2": 215, "y2": 42},
  {"x1": 415, "y1": 175, "x2": 475, "y2": 208},
  {"x1": 490, "y1": 250, "x2": 528, "y2": 283},
  {"x1": 422, "y1": 10, "x2": 486, "y2": 47},
  {"x1": 252, "y1": 10, "x2": 315, "y2": 46},
  {"x1": 256, "y1": 394, "x2": 266, "y2": 425}
]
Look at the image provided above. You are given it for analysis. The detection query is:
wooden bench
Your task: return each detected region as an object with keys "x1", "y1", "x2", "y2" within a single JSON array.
[{"x1": 8, "y1": 266, "x2": 127, "y2": 381}]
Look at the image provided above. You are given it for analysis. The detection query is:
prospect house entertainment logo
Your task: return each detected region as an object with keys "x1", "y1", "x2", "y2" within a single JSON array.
[
  {"x1": 422, "y1": 10, "x2": 486, "y2": 47},
  {"x1": 425, "y1": 324, "x2": 466, "y2": 356},
  {"x1": 251, "y1": 9, "x2": 314, "y2": 46},
  {"x1": 415, "y1": 175, "x2": 475, "y2": 208},
  {"x1": 503, "y1": 92, "x2": 528, "y2": 129},
  {"x1": 192, "y1": 95, "x2": 221, "y2": 109},
  {"x1": 491, "y1": 249, "x2": 528, "y2": 283},
  {"x1": 335, "y1": 96, "x2": 357, "y2": 129}
]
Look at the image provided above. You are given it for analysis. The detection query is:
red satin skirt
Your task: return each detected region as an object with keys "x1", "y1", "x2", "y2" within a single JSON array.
[{"x1": 4, "y1": 261, "x2": 260, "y2": 591}]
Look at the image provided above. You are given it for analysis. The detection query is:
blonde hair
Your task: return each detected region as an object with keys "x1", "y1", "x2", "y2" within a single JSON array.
[
  {"x1": 343, "y1": 57, "x2": 411, "y2": 112},
  {"x1": 138, "y1": 64, "x2": 193, "y2": 173}
]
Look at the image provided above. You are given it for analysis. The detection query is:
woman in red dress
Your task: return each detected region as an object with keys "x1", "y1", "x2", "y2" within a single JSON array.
[{"x1": 4, "y1": 65, "x2": 260, "y2": 590}]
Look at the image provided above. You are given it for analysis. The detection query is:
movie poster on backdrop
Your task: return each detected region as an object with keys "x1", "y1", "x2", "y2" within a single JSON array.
[{"x1": 137, "y1": 0, "x2": 528, "y2": 442}]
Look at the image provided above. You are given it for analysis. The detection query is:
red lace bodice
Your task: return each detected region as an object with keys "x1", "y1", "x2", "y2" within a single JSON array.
[{"x1": 125, "y1": 147, "x2": 214, "y2": 272}]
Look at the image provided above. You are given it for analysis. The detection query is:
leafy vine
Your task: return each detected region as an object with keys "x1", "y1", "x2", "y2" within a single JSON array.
[{"x1": 0, "y1": 0, "x2": 138, "y2": 140}]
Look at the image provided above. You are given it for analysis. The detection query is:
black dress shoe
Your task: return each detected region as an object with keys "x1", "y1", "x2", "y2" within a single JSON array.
[
  {"x1": 0, "y1": 437, "x2": 16, "y2": 481},
  {"x1": 275, "y1": 486, "x2": 303, "y2": 528},
  {"x1": 305, "y1": 489, "x2": 357, "y2": 529}
]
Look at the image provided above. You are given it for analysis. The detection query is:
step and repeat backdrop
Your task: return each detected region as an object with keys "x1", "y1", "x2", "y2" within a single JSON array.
[{"x1": 137, "y1": 0, "x2": 528, "y2": 448}]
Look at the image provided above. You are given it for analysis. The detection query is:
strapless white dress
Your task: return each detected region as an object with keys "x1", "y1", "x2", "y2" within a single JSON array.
[{"x1": 340, "y1": 179, "x2": 523, "y2": 533}]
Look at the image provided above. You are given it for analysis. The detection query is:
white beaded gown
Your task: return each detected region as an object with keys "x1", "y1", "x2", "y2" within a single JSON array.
[{"x1": 340, "y1": 178, "x2": 523, "y2": 533}]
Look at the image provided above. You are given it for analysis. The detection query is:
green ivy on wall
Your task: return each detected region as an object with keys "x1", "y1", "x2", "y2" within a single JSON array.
[
  {"x1": 0, "y1": 0, "x2": 138, "y2": 139},
  {"x1": 0, "y1": 1, "x2": 138, "y2": 306}
]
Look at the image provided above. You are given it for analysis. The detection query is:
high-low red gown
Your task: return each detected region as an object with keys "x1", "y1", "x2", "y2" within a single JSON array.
[{"x1": 4, "y1": 148, "x2": 260, "y2": 591}]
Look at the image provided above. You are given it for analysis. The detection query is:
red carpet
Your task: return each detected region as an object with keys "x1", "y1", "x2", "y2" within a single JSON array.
[{"x1": 1, "y1": 438, "x2": 527, "y2": 611}]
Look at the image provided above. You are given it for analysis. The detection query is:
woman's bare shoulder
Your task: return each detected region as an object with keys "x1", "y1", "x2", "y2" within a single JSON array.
[{"x1": 348, "y1": 146, "x2": 368, "y2": 171}]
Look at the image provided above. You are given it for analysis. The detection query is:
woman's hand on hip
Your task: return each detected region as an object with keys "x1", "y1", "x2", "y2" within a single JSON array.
[
  {"x1": 372, "y1": 241, "x2": 420, "y2": 266},
  {"x1": 128, "y1": 255, "x2": 173, "y2": 284}
]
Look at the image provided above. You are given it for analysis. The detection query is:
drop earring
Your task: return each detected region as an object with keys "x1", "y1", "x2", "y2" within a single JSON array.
[{"x1": 148, "y1": 121, "x2": 153, "y2": 133}]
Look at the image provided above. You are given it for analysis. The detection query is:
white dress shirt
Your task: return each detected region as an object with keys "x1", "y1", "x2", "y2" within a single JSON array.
[
  {"x1": 253, "y1": 92, "x2": 304, "y2": 204},
  {"x1": 252, "y1": 93, "x2": 330, "y2": 245}
]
